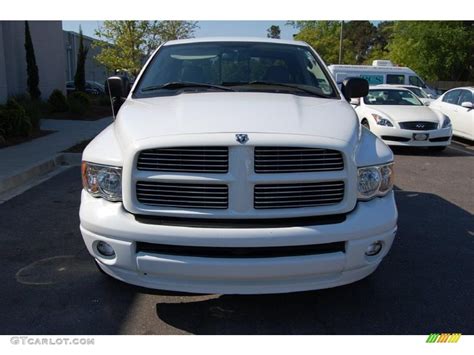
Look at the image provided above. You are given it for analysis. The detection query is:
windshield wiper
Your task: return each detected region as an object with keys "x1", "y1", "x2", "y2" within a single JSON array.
[
  {"x1": 141, "y1": 81, "x2": 235, "y2": 92},
  {"x1": 223, "y1": 81, "x2": 331, "y2": 98}
]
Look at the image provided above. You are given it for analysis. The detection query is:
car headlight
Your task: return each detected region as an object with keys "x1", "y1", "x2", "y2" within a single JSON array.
[
  {"x1": 442, "y1": 117, "x2": 451, "y2": 128},
  {"x1": 358, "y1": 163, "x2": 394, "y2": 200},
  {"x1": 372, "y1": 114, "x2": 393, "y2": 127},
  {"x1": 81, "y1": 162, "x2": 122, "y2": 202}
]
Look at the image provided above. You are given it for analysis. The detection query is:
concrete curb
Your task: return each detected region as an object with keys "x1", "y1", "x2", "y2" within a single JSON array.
[{"x1": 0, "y1": 153, "x2": 82, "y2": 196}]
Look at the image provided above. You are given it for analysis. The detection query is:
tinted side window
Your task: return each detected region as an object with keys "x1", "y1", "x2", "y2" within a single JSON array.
[
  {"x1": 442, "y1": 90, "x2": 461, "y2": 104},
  {"x1": 386, "y1": 74, "x2": 405, "y2": 84},
  {"x1": 458, "y1": 90, "x2": 473, "y2": 105},
  {"x1": 409, "y1": 76, "x2": 425, "y2": 87}
]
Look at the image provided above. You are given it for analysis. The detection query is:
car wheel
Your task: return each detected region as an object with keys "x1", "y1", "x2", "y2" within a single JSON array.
[
  {"x1": 428, "y1": 146, "x2": 447, "y2": 153},
  {"x1": 361, "y1": 119, "x2": 370, "y2": 130}
]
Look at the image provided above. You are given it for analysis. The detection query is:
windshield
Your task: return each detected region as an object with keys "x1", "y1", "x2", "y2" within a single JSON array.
[
  {"x1": 404, "y1": 86, "x2": 428, "y2": 98},
  {"x1": 134, "y1": 42, "x2": 337, "y2": 98},
  {"x1": 364, "y1": 89, "x2": 423, "y2": 106}
]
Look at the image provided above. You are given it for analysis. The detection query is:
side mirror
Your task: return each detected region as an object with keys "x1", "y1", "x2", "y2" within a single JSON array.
[
  {"x1": 461, "y1": 101, "x2": 473, "y2": 109},
  {"x1": 350, "y1": 98, "x2": 360, "y2": 106},
  {"x1": 341, "y1": 77, "x2": 369, "y2": 101},
  {"x1": 423, "y1": 100, "x2": 431, "y2": 106},
  {"x1": 106, "y1": 76, "x2": 130, "y2": 117}
]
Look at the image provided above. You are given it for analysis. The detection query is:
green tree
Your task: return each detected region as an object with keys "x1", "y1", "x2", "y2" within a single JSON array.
[
  {"x1": 343, "y1": 21, "x2": 377, "y2": 64},
  {"x1": 94, "y1": 21, "x2": 198, "y2": 76},
  {"x1": 267, "y1": 25, "x2": 281, "y2": 39},
  {"x1": 290, "y1": 21, "x2": 354, "y2": 64},
  {"x1": 74, "y1": 26, "x2": 89, "y2": 92},
  {"x1": 24, "y1": 21, "x2": 41, "y2": 100},
  {"x1": 94, "y1": 21, "x2": 152, "y2": 76},
  {"x1": 388, "y1": 21, "x2": 473, "y2": 81},
  {"x1": 153, "y1": 21, "x2": 199, "y2": 42},
  {"x1": 364, "y1": 21, "x2": 394, "y2": 64}
]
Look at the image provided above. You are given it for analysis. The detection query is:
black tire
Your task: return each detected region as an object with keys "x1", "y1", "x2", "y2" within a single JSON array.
[
  {"x1": 428, "y1": 146, "x2": 447, "y2": 153},
  {"x1": 361, "y1": 119, "x2": 370, "y2": 130}
]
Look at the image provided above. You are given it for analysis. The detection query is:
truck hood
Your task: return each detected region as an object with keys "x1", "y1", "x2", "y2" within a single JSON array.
[
  {"x1": 115, "y1": 92, "x2": 359, "y2": 145},
  {"x1": 369, "y1": 105, "x2": 442, "y2": 123}
]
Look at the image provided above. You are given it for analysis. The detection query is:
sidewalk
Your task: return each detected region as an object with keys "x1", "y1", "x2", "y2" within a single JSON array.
[{"x1": 0, "y1": 117, "x2": 112, "y2": 195}]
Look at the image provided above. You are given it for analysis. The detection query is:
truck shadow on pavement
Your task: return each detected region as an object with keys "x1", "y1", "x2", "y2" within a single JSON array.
[{"x1": 154, "y1": 188, "x2": 474, "y2": 334}]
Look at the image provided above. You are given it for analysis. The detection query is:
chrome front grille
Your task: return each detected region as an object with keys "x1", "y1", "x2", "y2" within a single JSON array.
[
  {"x1": 136, "y1": 181, "x2": 228, "y2": 209},
  {"x1": 398, "y1": 121, "x2": 438, "y2": 130},
  {"x1": 254, "y1": 147, "x2": 344, "y2": 173},
  {"x1": 254, "y1": 181, "x2": 345, "y2": 209},
  {"x1": 137, "y1": 147, "x2": 228, "y2": 173},
  {"x1": 133, "y1": 144, "x2": 349, "y2": 214}
]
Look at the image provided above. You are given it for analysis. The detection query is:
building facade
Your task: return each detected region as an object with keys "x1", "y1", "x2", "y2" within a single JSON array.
[
  {"x1": 0, "y1": 21, "x2": 111, "y2": 104},
  {"x1": 0, "y1": 21, "x2": 66, "y2": 103},
  {"x1": 63, "y1": 30, "x2": 111, "y2": 85}
]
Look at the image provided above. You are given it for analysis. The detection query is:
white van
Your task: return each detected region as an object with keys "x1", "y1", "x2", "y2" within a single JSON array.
[{"x1": 328, "y1": 61, "x2": 438, "y2": 98}]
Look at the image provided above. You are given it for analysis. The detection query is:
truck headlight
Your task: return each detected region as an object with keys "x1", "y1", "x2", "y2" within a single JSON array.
[
  {"x1": 81, "y1": 162, "x2": 122, "y2": 202},
  {"x1": 372, "y1": 114, "x2": 393, "y2": 127},
  {"x1": 358, "y1": 163, "x2": 394, "y2": 200},
  {"x1": 441, "y1": 117, "x2": 451, "y2": 128}
]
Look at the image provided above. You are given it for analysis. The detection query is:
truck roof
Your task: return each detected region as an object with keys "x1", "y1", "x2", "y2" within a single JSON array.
[{"x1": 163, "y1": 37, "x2": 309, "y2": 47}]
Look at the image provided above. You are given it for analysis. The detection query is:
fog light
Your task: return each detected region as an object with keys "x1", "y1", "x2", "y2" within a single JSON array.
[
  {"x1": 97, "y1": 241, "x2": 115, "y2": 257},
  {"x1": 365, "y1": 241, "x2": 383, "y2": 256}
]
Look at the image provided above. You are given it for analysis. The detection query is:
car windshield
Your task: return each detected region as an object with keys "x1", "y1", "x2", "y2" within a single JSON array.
[
  {"x1": 134, "y1": 42, "x2": 337, "y2": 99},
  {"x1": 364, "y1": 89, "x2": 423, "y2": 106},
  {"x1": 404, "y1": 86, "x2": 428, "y2": 98}
]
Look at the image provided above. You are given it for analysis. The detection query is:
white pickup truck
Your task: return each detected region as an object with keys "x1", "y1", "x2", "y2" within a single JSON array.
[{"x1": 80, "y1": 37, "x2": 397, "y2": 294}]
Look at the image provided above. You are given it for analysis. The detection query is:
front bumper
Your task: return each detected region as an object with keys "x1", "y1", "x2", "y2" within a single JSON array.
[
  {"x1": 371, "y1": 125, "x2": 452, "y2": 147},
  {"x1": 79, "y1": 190, "x2": 398, "y2": 294}
]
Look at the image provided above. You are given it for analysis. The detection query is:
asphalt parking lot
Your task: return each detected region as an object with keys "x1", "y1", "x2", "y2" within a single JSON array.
[{"x1": 0, "y1": 141, "x2": 473, "y2": 335}]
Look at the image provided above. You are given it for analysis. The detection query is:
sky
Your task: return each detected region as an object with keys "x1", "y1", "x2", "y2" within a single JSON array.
[{"x1": 62, "y1": 21, "x2": 297, "y2": 40}]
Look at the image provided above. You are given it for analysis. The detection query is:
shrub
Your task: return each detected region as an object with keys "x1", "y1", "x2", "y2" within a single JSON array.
[
  {"x1": 0, "y1": 99, "x2": 32, "y2": 140},
  {"x1": 48, "y1": 89, "x2": 68, "y2": 113},
  {"x1": 11, "y1": 95, "x2": 43, "y2": 131},
  {"x1": 98, "y1": 94, "x2": 111, "y2": 107},
  {"x1": 68, "y1": 91, "x2": 91, "y2": 115}
]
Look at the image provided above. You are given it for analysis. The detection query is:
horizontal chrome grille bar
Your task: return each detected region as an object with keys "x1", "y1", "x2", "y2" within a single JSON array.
[
  {"x1": 136, "y1": 181, "x2": 228, "y2": 209},
  {"x1": 137, "y1": 147, "x2": 228, "y2": 173},
  {"x1": 255, "y1": 147, "x2": 344, "y2": 173},
  {"x1": 254, "y1": 181, "x2": 345, "y2": 209}
]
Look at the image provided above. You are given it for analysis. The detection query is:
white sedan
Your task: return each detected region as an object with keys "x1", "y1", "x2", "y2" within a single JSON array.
[
  {"x1": 352, "y1": 86, "x2": 452, "y2": 151},
  {"x1": 391, "y1": 84, "x2": 434, "y2": 106},
  {"x1": 429, "y1": 87, "x2": 474, "y2": 141}
]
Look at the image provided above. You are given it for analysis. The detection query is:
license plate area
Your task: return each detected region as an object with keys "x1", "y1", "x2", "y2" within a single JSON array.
[{"x1": 413, "y1": 133, "x2": 429, "y2": 141}]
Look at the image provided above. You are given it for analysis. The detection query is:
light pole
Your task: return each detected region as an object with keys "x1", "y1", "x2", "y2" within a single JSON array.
[{"x1": 339, "y1": 21, "x2": 344, "y2": 64}]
